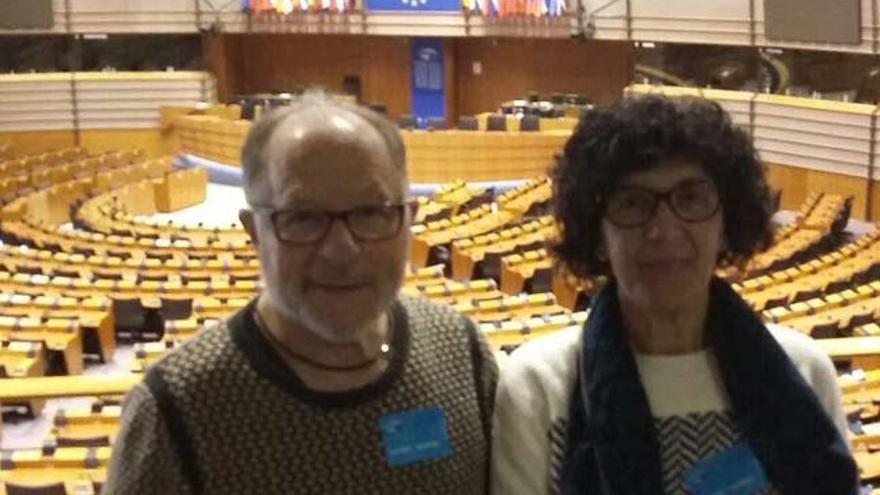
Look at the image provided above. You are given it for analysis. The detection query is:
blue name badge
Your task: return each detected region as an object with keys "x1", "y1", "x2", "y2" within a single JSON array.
[
  {"x1": 682, "y1": 443, "x2": 769, "y2": 495},
  {"x1": 379, "y1": 407, "x2": 452, "y2": 467}
]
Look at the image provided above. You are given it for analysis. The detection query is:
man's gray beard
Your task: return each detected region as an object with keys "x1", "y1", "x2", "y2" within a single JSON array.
[{"x1": 264, "y1": 286, "x2": 368, "y2": 344}]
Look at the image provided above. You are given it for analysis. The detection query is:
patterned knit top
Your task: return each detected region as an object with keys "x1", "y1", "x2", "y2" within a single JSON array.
[
  {"x1": 633, "y1": 350, "x2": 778, "y2": 495},
  {"x1": 490, "y1": 325, "x2": 847, "y2": 495},
  {"x1": 104, "y1": 295, "x2": 498, "y2": 495}
]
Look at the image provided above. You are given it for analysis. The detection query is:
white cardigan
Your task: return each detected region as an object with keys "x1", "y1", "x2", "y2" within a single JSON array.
[{"x1": 490, "y1": 324, "x2": 848, "y2": 495}]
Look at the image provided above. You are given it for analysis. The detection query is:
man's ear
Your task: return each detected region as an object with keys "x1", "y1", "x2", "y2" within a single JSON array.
[
  {"x1": 408, "y1": 199, "x2": 420, "y2": 220},
  {"x1": 240, "y1": 209, "x2": 259, "y2": 247}
]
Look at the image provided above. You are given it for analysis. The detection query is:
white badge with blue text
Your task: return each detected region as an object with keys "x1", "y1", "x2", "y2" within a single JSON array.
[
  {"x1": 379, "y1": 407, "x2": 452, "y2": 467},
  {"x1": 682, "y1": 443, "x2": 768, "y2": 495}
]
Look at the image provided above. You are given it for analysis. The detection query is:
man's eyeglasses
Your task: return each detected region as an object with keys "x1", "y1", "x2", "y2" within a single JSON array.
[
  {"x1": 603, "y1": 179, "x2": 721, "y2": 228},
  {"x1": 251, "y1": 202, "x2": 410, "y2": 245}
]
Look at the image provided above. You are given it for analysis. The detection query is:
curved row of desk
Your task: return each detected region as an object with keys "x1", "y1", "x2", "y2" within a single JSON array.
[{"x1": 3, "y1": 72, "x2": 880, "y2": 219}]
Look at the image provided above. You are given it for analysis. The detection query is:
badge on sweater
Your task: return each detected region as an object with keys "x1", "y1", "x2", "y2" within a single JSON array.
[
  {"x1": 379, "y1": 407, "x2": 452, "y2": 467},
  {"x1": 682, "y1": 443, "x2": 768, "y2": 495}
]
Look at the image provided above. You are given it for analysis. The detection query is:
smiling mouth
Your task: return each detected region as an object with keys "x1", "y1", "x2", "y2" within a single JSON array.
[
  {"x1": 310, "y1": 282, "x2": 368, "y2": 291},
  {"x1": 640, "y1": 258, "x2": 693, "y2": 269}
]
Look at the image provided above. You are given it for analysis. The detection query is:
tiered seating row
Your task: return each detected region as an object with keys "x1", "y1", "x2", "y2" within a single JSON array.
[
  {"x1": 738, "y1": 226, "x2": 880, "y2": 312},
  {"x1": 410, "y1": 178, "x2": 551, "y2": 268},
  {"x1": 450, "y1": 215, "x2": 555, "y2": 281},
  {"x1": 7, "y1": 145, "x2": 880, "y2": 488},
  {"x1": 742, "y1": 192, "x2": 851, "y2": 277}
]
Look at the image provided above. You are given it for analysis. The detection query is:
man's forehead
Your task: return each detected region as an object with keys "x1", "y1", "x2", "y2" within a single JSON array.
[
  {"x1": 264, "y1": 110, "x2": 368, "y2": 157},
  {"x1": 258, "y1": 110, "x2": 402, "y2": 203},
  {"x1": 265, "y1": 131, "x2": 393, "y2": 180},
  {"x1": 276, "y1": 175, "x2": 397, "y2": 204}
]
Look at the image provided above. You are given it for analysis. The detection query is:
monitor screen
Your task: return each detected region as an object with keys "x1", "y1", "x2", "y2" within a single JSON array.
[
  {"x1": 764, "y1": 0, "x2": 860, "y2": 44},
  {"x1": 0, "y1": 0, "x2": 54, "y2": 29}
]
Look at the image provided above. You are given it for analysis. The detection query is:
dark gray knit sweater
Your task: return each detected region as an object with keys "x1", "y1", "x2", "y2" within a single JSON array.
[{"x1": 104, "y1": 295, "x2": 498, "y2": 495}]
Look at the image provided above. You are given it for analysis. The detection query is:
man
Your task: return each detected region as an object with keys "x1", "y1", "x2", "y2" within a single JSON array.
[{"x1": 104, "y1": 94, "x2": 498, "y2": 494}]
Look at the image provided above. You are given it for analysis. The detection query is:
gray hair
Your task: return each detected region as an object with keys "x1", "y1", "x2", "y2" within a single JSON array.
[{"x1": 240, "y1": 91, "x2": 407, "y2": 204}]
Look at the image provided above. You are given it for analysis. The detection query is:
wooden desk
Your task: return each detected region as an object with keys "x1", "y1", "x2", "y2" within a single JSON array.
[
  {"x1": 0, "y1": 325, "x2": 83, "y2": 375},
  {"x1": 480, "y1": 312, "x2": 587, "y2": 348},
  {"x1": 131, "y1": 341, "x2": 180, "y2": 373},
  {"x1": 0, "y1": 446, "x2": 110, "y2": 495},
  {"x1": 816, "y1": 337, "x2": 880, "y2": 369},
  {"x1": 450, "y1": 222, "x2": 553, "y2": 282},
  {"x1": 0, "y1": 375, "x2": 139, "y2": 401},
  {"x1": 500, "y1": 257, "x2": 553, "y2": 295},
  {"x1": 52, "y1": 404, "x2": 121, "y2": 447},
  {"x1": 784, "y1": 298, "x2": 880, "y2": 338},
  {"x1": 854, "y1": 450, "x2": 880, "y2": 481},
  {"x1": 0, "y1": 341, "x2": 47, "y2": 415},
  {"x1": 140, "y1": 296, "x2": 161, "y2": 310}
]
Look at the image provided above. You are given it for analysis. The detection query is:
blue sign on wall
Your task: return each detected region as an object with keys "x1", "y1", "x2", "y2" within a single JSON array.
[
  {"x1": 366, "y1": 0, "x2": 460, "y2": 12},
  {"x1": 410, "y1": 38, "x2": 445, "y2": 126}
]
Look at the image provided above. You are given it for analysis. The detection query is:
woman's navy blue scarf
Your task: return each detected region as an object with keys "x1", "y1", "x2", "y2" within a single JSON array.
[{"x1": 558, "y1": 277, "x2": 858, "y2": 495}]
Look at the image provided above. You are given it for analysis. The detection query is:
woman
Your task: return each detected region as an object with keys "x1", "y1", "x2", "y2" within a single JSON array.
[{"x1": 491, "y1": 95, "x2": 857, "y2": 495}]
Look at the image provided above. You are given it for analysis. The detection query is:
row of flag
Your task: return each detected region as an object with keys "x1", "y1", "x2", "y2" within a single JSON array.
[
  {"x1": 463, "y1": 0, "x2": 566, "y2": 17},
  {"x1": 241, "y1": 0, "x2": 355, "y2": 13},
  {"x1": 240, "y1": 0, "x2": 566, "y2": 15}
]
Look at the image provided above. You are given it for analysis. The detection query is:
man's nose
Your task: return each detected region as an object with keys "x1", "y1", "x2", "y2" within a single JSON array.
[{"x1": 316, "y1": 218, "x2": 360, "y2": 259}]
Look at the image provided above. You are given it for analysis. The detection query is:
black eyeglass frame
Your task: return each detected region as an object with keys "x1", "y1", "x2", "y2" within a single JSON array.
[
  {"x1": 601, "y1": 178, "x2": 722, "y2": 228},
  {"x1": 250, "y1": 201, "x2": 412, "y2": 246}
]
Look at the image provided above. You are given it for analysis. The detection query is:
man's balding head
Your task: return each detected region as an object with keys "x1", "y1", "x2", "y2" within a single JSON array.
[
  {"x1": 240, "y1": 93, "x2": 407, "y2": 205},
  {"x1": 238, "y1": 93, "x2": 412, "y2": 343}
]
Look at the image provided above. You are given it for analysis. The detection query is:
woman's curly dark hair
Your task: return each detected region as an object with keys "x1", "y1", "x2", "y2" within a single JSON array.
[{"x1": 551, "y1": 95, "x2": 775, "y2": 279}]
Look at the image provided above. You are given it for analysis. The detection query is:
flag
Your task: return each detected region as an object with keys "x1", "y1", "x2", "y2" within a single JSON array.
[
  {"x1": 246, "y1": 0, "x2": 276, "y2": 12},
  {"x1": 530, "y1": 0, "x2": 544, "y2": 17}
]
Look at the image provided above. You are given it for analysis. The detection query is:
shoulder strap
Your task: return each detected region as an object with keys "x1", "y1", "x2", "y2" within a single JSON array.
[{"x1": 145, "y1": 367, "x2": 204, "y2": 495}]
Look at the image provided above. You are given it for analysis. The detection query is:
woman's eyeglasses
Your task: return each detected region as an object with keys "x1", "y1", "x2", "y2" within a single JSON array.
[{"x1": 603, "y1": 179, "x2": 720, "y2": 228}]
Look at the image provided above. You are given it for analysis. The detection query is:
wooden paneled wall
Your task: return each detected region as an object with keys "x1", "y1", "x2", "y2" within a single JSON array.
[
  {"x1": 0, "y1": 131, "x2": 77, "y2": 156},
  {"x1": 207, "y1": 34, "x2": 634, "y2": 121},
  {"x1": 0, "y1": 129, "x2": 174, "y2": 159},
  {"x1": 453, "y1": 38, "x2": 634, "y2": 117},
  {"x1": 211, "y1": 34, "x2": 411, "y2": 119},
  {"x1": 765, "y1": 162, "x2": 871, "y2": 219}
]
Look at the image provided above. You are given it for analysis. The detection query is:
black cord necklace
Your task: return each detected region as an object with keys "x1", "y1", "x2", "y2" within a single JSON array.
[{"x1": 253, "y1": 309, "x2": 392, "y2": 372}]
